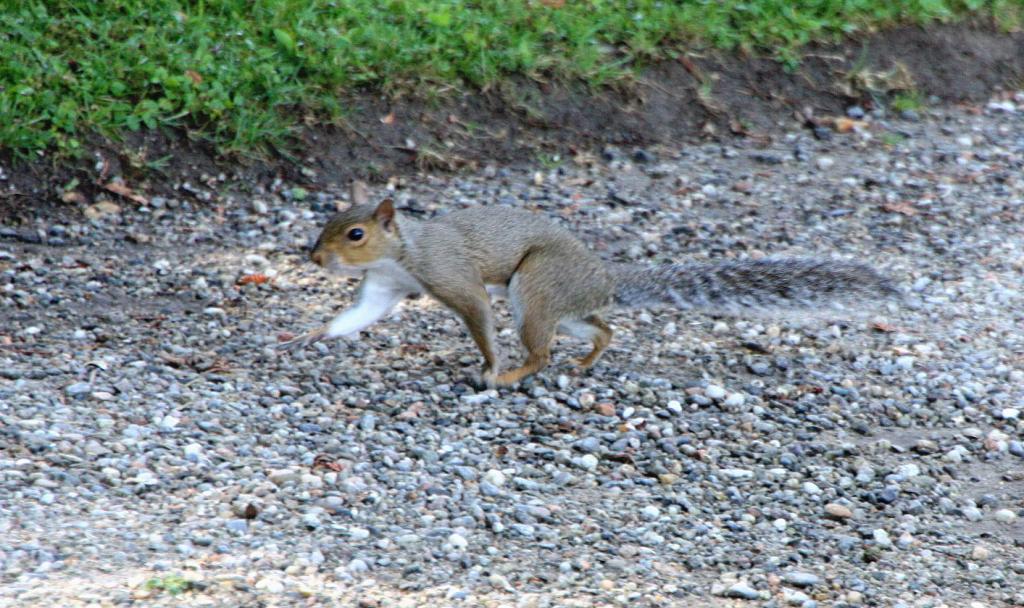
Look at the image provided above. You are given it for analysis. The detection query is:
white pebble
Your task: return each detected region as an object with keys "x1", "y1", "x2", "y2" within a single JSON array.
[
  {"x1": 483, "y1": 469, "x2": 506, "y2": 487},
  {"x1": 705, "y1": 385, "x2": 727, "y2": 400},
  {"x1": 183, "y1": 443, "x2": 202, "y2": 462},
  {"x1": 723, "y1": 392, "x2": 746, "y2": 407},
  {"x1": 993, "y1": 509, "x2": 1017, "y2": 524},
  {"x1": 873, "y1": 528, "x2": 892, "y2": 548},
  {"x1": 349, "y1": 527, "x2": 371, "y2": 541},
  {"x1": 640, "y1": 506, "x2": 661, "y2": 521},
  {"x1": 575, "y1": 454, "x2": 599, "y2": 471},
  {"x1": 447, "y1": 533, "x2": 468, "y2": 550},
  {"x1": 721, "y1": 468, "x2": 754, "y2": 480}
]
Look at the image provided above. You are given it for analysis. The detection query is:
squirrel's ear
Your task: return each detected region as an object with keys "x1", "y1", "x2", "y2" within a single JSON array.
[
  {"x1": 374, "y1": 198, "x2": 395, "y2": 230},
  {"x1": 351, "y1": 180, "x2": 369, "y2": 206}
]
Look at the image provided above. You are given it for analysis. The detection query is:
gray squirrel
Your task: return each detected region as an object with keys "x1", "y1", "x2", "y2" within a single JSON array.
[{"x1": 280, "y1": 183, "x2": 899, "y2": 387}]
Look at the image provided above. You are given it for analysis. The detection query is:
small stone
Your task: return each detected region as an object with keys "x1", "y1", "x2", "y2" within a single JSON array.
[
  {"x1": 815, "y1": 156, "x2": 835, "y2": 170},
  {"x1": 994, "y1": 509, "x2": 1017, "y2": 524},
  {"x1": 183, "y1": 443, "x2": 202, "y2": 462},
  {"x1": 632, "y1": 149, "x2": 655, "y2": 163},
  {"x1": 726, "y1": 582, "x2": 760, "y2": 600},
  {"x1": 963, "y1": 506, "x2": 983, "y2": 522},
  {"x1": 65, "y1": 382, "x2": 91, "y2": 395},
  {"x1": 256, "y1": 577, "x2": 284, "y2": 593},
  {"x1": 575, "y1": 454, "x2": 599, "y2": 472},
  {"x1": 268, "y1": 469, "x2": 301, "y2": 486},
  {"x1": 723, "y1": 392, "x2": 745, "y2": 408},
  {"x1": 825, "y1": 503, "x2": 853, "y2": 520},
  {"x1": 971, "y1": 545, "x2": 991, "y2": 560},
  {"x1": 705, "y1": 385, "x2": 726, "y2": 400},
  {"x1": 802, "y1": 482, "x2": 822, "y2": 495},
  {"x1": 873, "y1": 529, "x2": 892, "y2": 548},
  {"x1": 158, "y1": 415, "x2": 179, "y2": 431},
  {"x1": 226, "y1": 519, "x2": 248, "y2": 533},
  {"x1": 640, "y1": 505, "x2": 661, "y2": 521},
  {"x1": 594, "y1": 403, "x2": 616, "y2": 417},
  {"x1": 395, "y1": 534, "x2": 420, "y2": 546},
  {"x1": 447, "y1": 533, "x2": 468, "y2": 550},
  {"x1": 914, "y1": 439, "x2": 938, "y2": 454},
  {"x1": 350, "y1": 527, "x2": 371, "y2": 541},
  {"x1": 721, "y1": 468, "x2": 754, "y2": 480},
  {"x1": 784, "y1": 571, "x2": 820, "y2": 587},
  {"x1": 483, "y1": 469, "x2": 506, "y2": 487}
]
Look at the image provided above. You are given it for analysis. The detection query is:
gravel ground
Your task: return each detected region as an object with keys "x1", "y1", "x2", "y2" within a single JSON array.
[{"x1": 2, "y1": 94, "x2": 1024, "y2": 608}]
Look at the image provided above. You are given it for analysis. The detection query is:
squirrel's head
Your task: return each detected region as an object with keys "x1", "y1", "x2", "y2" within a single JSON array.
[{"x1": 310, "y1": 194, "x2": 399, "y2": 273}]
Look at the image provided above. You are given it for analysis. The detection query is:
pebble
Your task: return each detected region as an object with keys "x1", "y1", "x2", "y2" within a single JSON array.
[
  {"x1": 183, "y1": 443, "x2": 202, "y2": 462},
  {"x1": 574, "y1": 454, "x2": 599, "y2": 472},
  {"x1": 784, "y1": 571, "x2": 820, "y2": 587},
  {"x1": 721, "y1": 468, "x2": 754, "y2": 480},
  {"x1": 482, "y1": 469, "x2": 506, "y2": 487},
  {"x1": 5, "y1": 93, "x2": 1024, "y2": 607},
  {"x1": 825, "y1": 503, "x2": 853, "y2": 520},
  {"x1": 963, "y1": 506, "x2": 983, "y2": 522},
  {"x1": 726, "y1": 582, "x2": 761, "y2": 600},
  {"x1": 705, "y1": 385, "x2": 726, "y2": 400},
  {"x1": 993, "y1": 509, "x2": 1017, "y2": 524}
]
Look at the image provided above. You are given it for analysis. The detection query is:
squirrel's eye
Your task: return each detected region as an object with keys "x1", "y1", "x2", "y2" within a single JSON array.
[{"x1": 347, "y1": 228, "x2": 364, "y2": 241}]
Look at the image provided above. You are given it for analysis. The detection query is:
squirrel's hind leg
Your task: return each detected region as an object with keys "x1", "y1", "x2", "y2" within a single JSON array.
[
  {"x1": 559, "y1": 315, "x2": 612, "y2": 370},
  {"x1": 495, "y1": 318, "x2": 554, "y2": 387},
  {"x1": 495, "y1": 267, "x2": 560, "y2": 386}
]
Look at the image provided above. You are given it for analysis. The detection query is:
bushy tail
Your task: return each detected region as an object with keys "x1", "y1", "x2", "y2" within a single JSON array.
[{"x1": 611, "y1": 258, "x2": 900, "y2": 313}]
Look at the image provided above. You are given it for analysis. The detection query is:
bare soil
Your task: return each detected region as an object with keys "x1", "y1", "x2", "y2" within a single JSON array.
[{"x1": 2, "y1": 22, "x2": 1024, "y2": 225}]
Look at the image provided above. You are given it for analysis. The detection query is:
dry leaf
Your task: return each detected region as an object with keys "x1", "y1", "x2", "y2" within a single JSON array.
[
  {"x1": 396, "y1": 402, "x2": 423, "y2": 420},
  {"x1": 881, "y1": 202, "x2": 917, "y2": 216},
  {"x1": 871, "y1": 322, "x2": 901, "y2": 333},
  {"x1": 185, "y1": 70, "x2": 203, "y2": 85},
  {"x1": 103, "y1": 181, "x2": 148, "y2": 205},
  {"x1": 380, "y1": 112, "x2": 395, "y2": 125},
  {"x1": 237, "y1": 273, "x2": 271, "y2": 285},
  {"x1": 61, "y1": 190, "x2": 87, "y2": 205},
  {"x1": 312, "y1": 454, "x2": 345, "y2": 472},
  {"x1": 833, "y1": 117, "x2": 868, "y2": 133}
]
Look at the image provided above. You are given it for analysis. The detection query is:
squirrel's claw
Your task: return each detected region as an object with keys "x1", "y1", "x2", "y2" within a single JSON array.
[{"x1": 276, "y1": 328, "x2": 326, "y2": 352}]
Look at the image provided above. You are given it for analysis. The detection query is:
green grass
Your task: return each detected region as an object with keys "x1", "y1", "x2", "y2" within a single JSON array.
[
  {"x1": 144, "y1": 574, "x2": 191, "y2": 596},
  {"x1": 891, "y1": 90, "x2": 926, "y2": 112},
  {"x1": 1, "y1": 0, "x2": 1022, "y2": 159}
]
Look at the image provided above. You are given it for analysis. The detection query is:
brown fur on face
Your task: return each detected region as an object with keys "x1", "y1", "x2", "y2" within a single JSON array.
[{"x1": 310, "y1": 200, "x2": 397, "y2": 269}]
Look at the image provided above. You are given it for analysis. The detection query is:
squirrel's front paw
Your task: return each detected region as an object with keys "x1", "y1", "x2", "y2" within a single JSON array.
[
  {"x1": 275, "y1": 328, "x2": 326, "y2": 352},
  {"x1": 479, "y1": 368, "x2": 499, "y2": 390}
]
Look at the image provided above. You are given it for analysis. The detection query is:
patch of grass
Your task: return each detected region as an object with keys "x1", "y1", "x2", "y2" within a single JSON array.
[
  {"x1": 144, "y1": 574, "x2": 191, "y2": 596},
  {"x1": 1, "y1": 1, "x2": 1020, "y2": 159},
  {"x1": 892, "y1": 91, "x2": 926, "y2": 113},
  {"x1": 880, "y1": 132, "x2": 907, "y2": 147}
]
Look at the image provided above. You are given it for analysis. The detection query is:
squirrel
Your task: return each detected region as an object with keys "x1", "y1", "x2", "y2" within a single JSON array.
[{"x1": 278, "y1": 182, "x2": 900, "y2": 388}]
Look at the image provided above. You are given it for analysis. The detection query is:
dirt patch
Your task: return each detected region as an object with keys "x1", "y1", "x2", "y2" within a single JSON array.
[{"x1": 2, "y1": 23, "x2": 1023, "y2": 224}]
